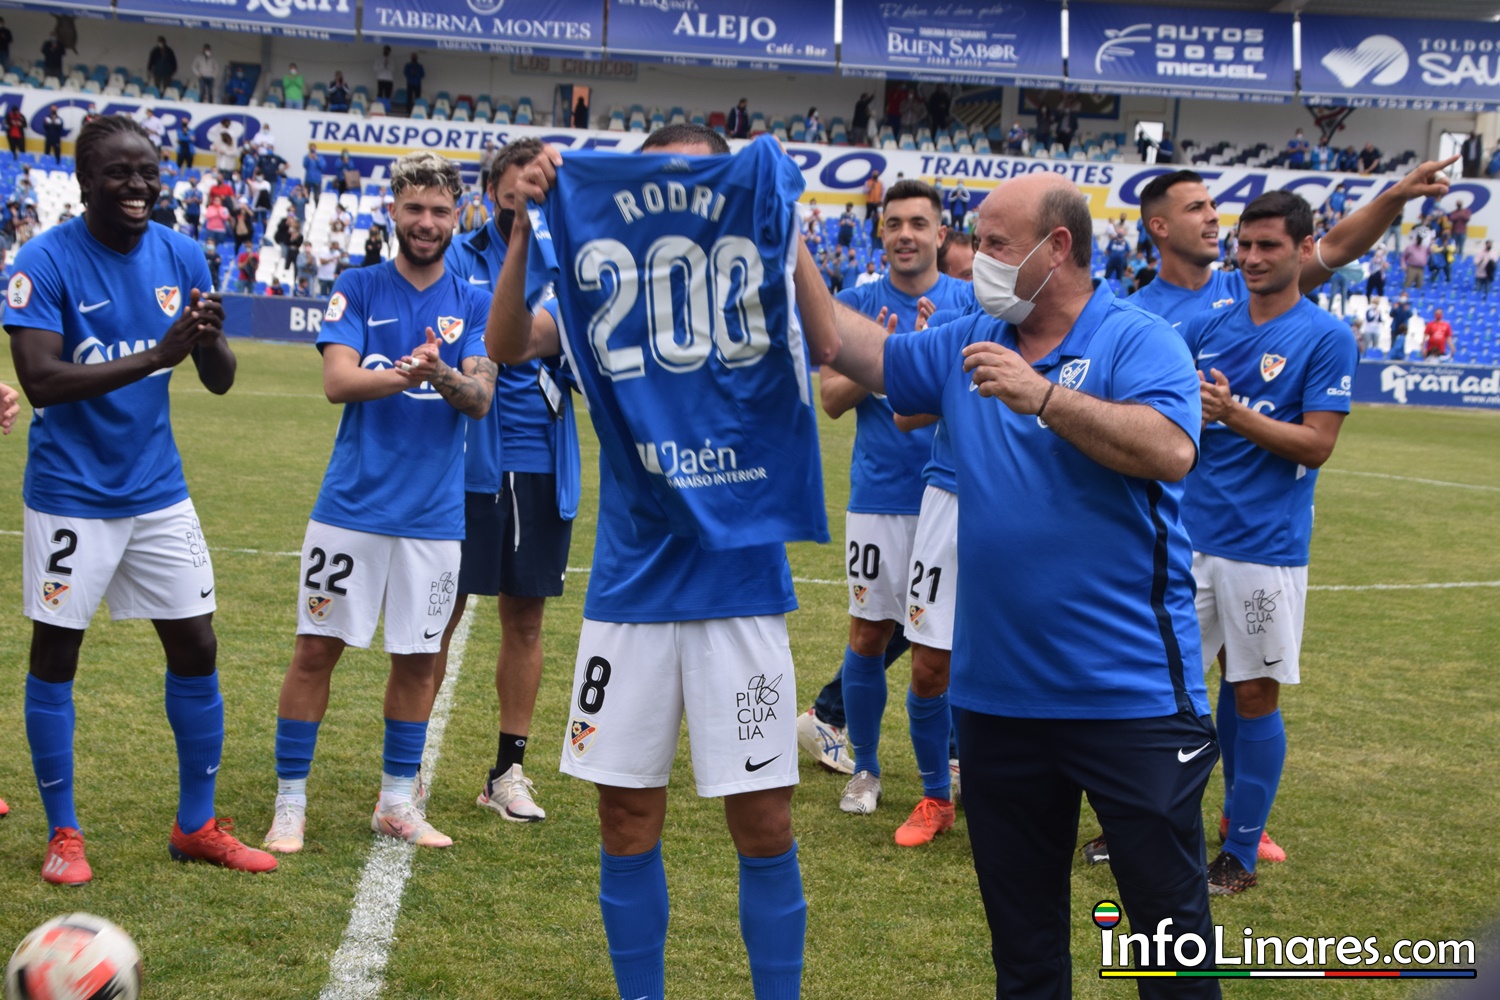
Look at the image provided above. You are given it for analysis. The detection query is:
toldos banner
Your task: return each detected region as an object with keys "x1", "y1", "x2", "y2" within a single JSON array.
[
  {"x1": 606, "y1": 0, "x2": 835, "y2": 72},
  {"x1": 364, "y1": 0, "x2": 602, "y2": 57},
  {"x1": 113, "y1": 0, "x2": 355, "y2": 39},
  {"x1": 839, "y1": 0, "x2": 1062, "y2": 85},
  {"x1": 1067, "y1": 2, "x2": 1293, "y2": 103},
  {"x1": 1301, "y1": 15, "x2": 1500, "y2": 112}
]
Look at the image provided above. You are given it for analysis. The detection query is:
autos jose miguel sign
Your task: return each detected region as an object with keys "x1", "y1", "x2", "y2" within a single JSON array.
[
  {"x1": 606, "y1": 0, "x2": 835, "y2": 72},
  {"x1": 840, "y1": 0, "x2": 1063, "y2": 84},
  {"x1": 1301, "y1": 15, "x2": 1500, "y2": 112}
]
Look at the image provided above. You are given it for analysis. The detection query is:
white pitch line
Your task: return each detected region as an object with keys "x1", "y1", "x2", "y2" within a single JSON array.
[
  {"x1": 318, "y1": 608, "x2": 471, "y2": 1000},
  {"x1": 1310, "y1": 580, "x2": 1500, "y2": 592},
  {"x1": 1324, "y1": 469, "x2": 1500, "y2": 493}
]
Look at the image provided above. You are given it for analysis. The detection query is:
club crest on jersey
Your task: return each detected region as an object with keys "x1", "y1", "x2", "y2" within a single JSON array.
[
  {"x1": 155, "y1": 286, "x2": 181, "y2": 316},
  {"x1": 1260, "y1": 353, "x2": 1287, "y2": 382},
  {"x1": 908, "y1": 604, "x2": 925, "y2": 628},
  {"x1": 437, "y1": 316, "x2": 464, "y2": 344},
  {"x1": 307, "y1": 595, "x2": 333, "y2": 621},
  {"x1": 325, "y1": 292, "x2": 348, "y2": 323},
  {"x1": 569, "y1": 719, "x2": 597, "y2": 756},
  {"x1": 852, "y1": 584, "x2": 869, "y2": 607},
  {"x1": 40, "y1": 580, "x2": 69, "y2": 610},
  {"x1": 8, "y1": 272, "x2": 31, "y2": 309},
  {"x1": 1059, "y1": 358, "x2": 1091, "y2": 390},
  {"x1": 1212, "y1": 298, "x2": 1236, "y2": 310}
]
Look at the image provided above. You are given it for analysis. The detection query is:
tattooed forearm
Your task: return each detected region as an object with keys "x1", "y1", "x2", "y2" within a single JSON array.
[{"x1": 431, "y1": 356, "x2": 497, "y2": 418}]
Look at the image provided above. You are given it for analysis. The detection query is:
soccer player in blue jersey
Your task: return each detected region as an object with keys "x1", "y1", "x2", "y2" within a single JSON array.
[
  {"x1": 1181, "y1": 191, "x2": 1358, "y2": 895},
  {"x1": 487, "y1": 124, "x2": 835, "y2": 1000},
  {"x1": 817, "y1": 181, "x2": 976, "y2": 834},
  {"x1": 437, "y1": 136, "x2": 579, "y2": 823},
  {"x1": 823, "y1": 171, "x2": 1220, "y2": 999},
  {"x1": 260, "y1": 151, "x2": 496, "y2": 854},
  {"x1": 6, "y1": 115, "x2": 277, "y2": 884}
]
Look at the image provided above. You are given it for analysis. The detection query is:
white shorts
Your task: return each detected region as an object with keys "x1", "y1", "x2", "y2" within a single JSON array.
[
  {"x1": 295, "y1": 521, "x2": 460, "y2": 654},
  {"x1": 23, "y1": 499, "x2": 216, "y2": 628},
  {"x1": 1193, "y1": 553, "x2": 1307, "y2": 685},
  {"x1": 845, "y1": 511, "x2": 919, "y2": 623},
  {"x1": 905, "y1": 486, "x2": 958, "y2": 651},
  {"x1": 560, "y1": 615, "x2": 799, "y2": 798}
]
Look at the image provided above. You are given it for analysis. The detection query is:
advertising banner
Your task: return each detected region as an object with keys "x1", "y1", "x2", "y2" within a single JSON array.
[
  {"x1": 606, "y1": 0, "x2": 834, "y2": 72},
  {"x1": 114, "y1": 0, "x2": 355, "y2": 40},
  {"x1": 1354, "y1": 361, "x2": 1500, "y2": 409},
  {"x1": 1301, "y1": 15, "x2": 1500, "y2": 112},
  {"x1": 223, "y1": 294, "x2": 328, "y2": 343},
  {"x1": 1067, "y1": 2, "x2": 1293, "y2": 103},
  {"x1": 840, "y1": 0, "x2": 1062, "y2": 85},
  {"x1": 364, "y1": 0, "x2": 602, "y2": 57}
]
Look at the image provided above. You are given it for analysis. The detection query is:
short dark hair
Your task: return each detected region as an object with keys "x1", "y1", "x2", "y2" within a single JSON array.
[
  {"x1": 1138, "y1": 169, "x2": 1205, "y2": 223},
  {"x1": 641, "y1": 123, "x2": 729, "y2": 154},
  {"x1": 76, "y1": 115, "x2": 155, "y2": 201},
  {"x1": 937, "y1": 229, "x2": 972, "y2": 275},
  {"x1": 883, "y1": 179, "x2": 942, "y2": 216},
  {"x1": 1239, "y1": 190, "x2": 1314, "y2": 244},
  {"x1": 489, "y1": 137, "x2": 542, "y2": 194},
  {"x1": 1037, "y1": 187, "x2": 1094, "y2": 268}
]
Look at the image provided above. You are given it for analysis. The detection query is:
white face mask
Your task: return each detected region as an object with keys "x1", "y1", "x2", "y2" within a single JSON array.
[{"x1": 971, "y1": 237, "x2": 1055, "y2": 324}]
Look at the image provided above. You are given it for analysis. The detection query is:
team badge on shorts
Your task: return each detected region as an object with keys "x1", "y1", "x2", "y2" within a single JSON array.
[
  {"x1": 1059, "y1": 358, "x2": 1091, "y2": 390},
  {"x1": 156, "y1": 286, "x2": 181, "y2": 316},
  {"x1": 908, "y1": 604, "x2": 925, "y2": 628},
  {"x1": 40, "y1": 580, "x2": 70, "y2": 610},
  {"x1": 8, "y1": 272, "x2": 32, "y2": 309},
  {"x1": 569, "y1": 719, "x2": 597, "y2": 756},
  {"x1": 436, "y1": 315, "x2": 464, "y2": 344},
  {"x1": 1261, "y1": 353, "x2": 1287, "y2": 382},
  {"x1": 307, "y1": 595, "x2": 333, "y2": 621},
  {"x1": 852, "y1": 584, "x2": 869, "y2": 607},
  {"x1": 325, "y1": 292, "x2": 348, "y2": 323}
]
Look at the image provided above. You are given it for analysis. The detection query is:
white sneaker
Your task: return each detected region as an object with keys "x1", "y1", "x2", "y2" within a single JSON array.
[
  {"x1": 371, "y1": 798, "x2": 452, "y2": 847},
  {"x1": 797, "y1": 708, "x2": 855, "y2": 775},
  {"x1": 476, "y1": 764, "x2": 546, "y2": 823},
  {"x1": 839, "y1": 770, "x2": 882, "y2": 814},
  {"x1": 262, "y1": 795, "x2": 306, "y2": 854},
  {"x1": 949, "y1": 759, "x2": 962, "y2": 809}
]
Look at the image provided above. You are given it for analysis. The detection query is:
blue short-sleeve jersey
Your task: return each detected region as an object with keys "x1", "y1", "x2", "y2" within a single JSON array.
[
  {"x1": 1128, "y1": 268, "x2": 1248, "y2": 330},
  {"x1": 837, "y1": 273, "x2": 977, "y2": 514},
  {"x1": 1180, "y1": 297, "x2": 1357, "y2": 567},
  {"x1": 4, "y1": 219, "x2": 211, "y2": 517},
  {"x1": 916, "y1": 305, "x2": 977, "y2": 494},
  {"x1": 584, "y1": 454, "x2": 797, "y2": 623},
  {"x1": 311, "y1": 261, "x2": 489, "y2": 539},
  {"x1": 885, "y1": 284, "x2": 1208, "y2": 720}
]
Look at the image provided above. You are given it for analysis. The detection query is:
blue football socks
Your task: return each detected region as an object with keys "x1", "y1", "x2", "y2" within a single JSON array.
[
  {"x1": 25, "y1": 674, "x2": 78, "y2": 835},
  {"x1": 907, "y1": 689, "x2": 952, "y2": 800},
  {"x1": 840, "y1": 646, "x2": 888, "y2": 777},
  {"x1": 1216, "y1": 675, "x2": 1239, "y2": 820},
  {"x1": 739, "y1": 844, "x2": 807, "y2": 1000},
  {"x1": 382, "y1": 717, "x2": 428, "y2": 779},
  {"x1": 164, "y1": 670, "x2": 224, "y2": 833},
  {"x1": 1223, "y1": 709, "x2": 1286, "y2": 873},
  {"x1": 600, "y1": 842, "x2": 669, "y2": 1000},
  {"x1": 274, "y1": 717, "x2": 322, "y2": 781}
]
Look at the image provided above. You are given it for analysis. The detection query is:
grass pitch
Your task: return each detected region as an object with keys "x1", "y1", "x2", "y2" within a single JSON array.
[{"x1": 0, "y1": 340, "x2": 1497, "y2": 998}]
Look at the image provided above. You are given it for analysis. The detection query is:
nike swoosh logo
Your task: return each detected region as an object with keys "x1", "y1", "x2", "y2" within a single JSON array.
[
  {"x1": 201, "y1": 587, "x2": 214, "y2": 598},
  {"x1": 1172, "y1": 321, "x2": 1184, "y2": 329},
  {"x1": 1177, "y1": 742, "x2": 1213, "y2": 763},
  {"x1": 744, "y1": 754, "x2": 781, "y2": 772},
  {"x1": 1263, "y1": 657, "x2": 1283, "y2": 666},
  {"x1": 206, "y1": 764, "x2": 220, "y2": 774},
  {"x1": 423, "y1": 628, "x2": 442, "y2": 639},
  {"x1": 78, "y1": 299, "x2": 111, "y2": 313},
  {"x1": 41, "y1": 778, "x2": 64, "y2": 788},
  {"x1": 467, "y1": 275, "x2": 489, "y2": 286},
  {"x1": 368, "y1": 318, "x2": 399, "y2": 327},
  {"x1": 1196, "y1": 351, "x2": 1222, "y2": 360},
  {"x1": 1238, "y1": 825, "x2": 1261, "y2": 834}
]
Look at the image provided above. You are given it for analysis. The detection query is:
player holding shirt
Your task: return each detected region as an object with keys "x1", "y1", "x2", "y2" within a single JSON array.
[
  {"x1": 261, "y1": 152, "x2": 495, "y2": 854},
  {"x1": 489, "y1": 125, "x2": 837, "y2": 1000},
  {"x1": 1181, "y1": 191, "x2": 1358, "y2": 894},
  {"x1": 438, "y1": 136, "x2": 580, "y2": 823},
  {"x1": 1, "y1": 378, "x2": 22, "y2": 820},
  {"x1": 6, "y1": 115, "x2": 276, "y2": 884},
  {"x1": 818, "y1": 180, "x2": 976, "y2": 822}
]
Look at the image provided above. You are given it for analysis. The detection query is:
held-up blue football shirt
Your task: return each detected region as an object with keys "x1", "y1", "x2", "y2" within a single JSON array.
[
  {"x1": 525, "y1": 135, "x2": 828, "y2": 550},
  {"x1": 885, "y1": 285, "x2": 1209, "y2": 720}
]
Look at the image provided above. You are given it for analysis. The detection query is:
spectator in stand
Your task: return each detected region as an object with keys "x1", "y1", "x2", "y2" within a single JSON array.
[
  {"x1": 5, "y1": 105, "x2": 25, "y2": 159},
  {"x1": 203, "y1": 240, "x2": 222, "y2": 291},
  {"x1": 1311, "y1": 137, "x2": 1336, "y2": 171},
  {"x1": 281, "y1": 213, "x2": 309, "y2": 265},
  {"x1": 1389, "y1": 294, "x2": 1414, "y2": 359},
  {"x1": 41, "y1": 108, "x2": 63, "y2": 163},
  {"x1": 333, "y1": 149, "x2": 355, "y2": 197},
  {"x1": 1359, "y1": 142, "x2": 1383, "y2": 175},
  {"x1": 208, "y1": 169, "x2": 233, "y2": 208},
  {"x1": 302, "y1": 143, "x2": 324, "y2": 203},
  {"x1": 296, "y1": 242, "x2": 317, "y2": 292},
  {"x1": 266, "y1": 281, "x2": 285, "y2": 297},
  {"x1": 294, "y1": 275, "x2": 313, "y2": 297},
  {"x1": 234, "y1": 246, "x2": 258, "y2": 293},
  {"x1": 821, "y1": 248, "x2": 844, "y2": 293},
  {"x1": 327, "y1": 212, "x2": 347, "y2": 247},
  {"x1": 1034, "y1": 102, "x2": 1054, "y2": 150},
  {"x1": 148, "y1": 37, "x2": 177, "y2": 92},
  {"x1": 287, "y1": 183, "x2": 307, "y2": 224},
  {"x1": 855, "y1": 260, "x2": 881, "y2": 286},
  {"x1": 0, "y1": 17, "x2": 12, "y2": 67},
  {"x1": 884, "y1": 86, "x2": 905, "y2": 133},
  {"x1": 1286, "y1": 128, "x2": 1310, "y2": 169},
  {"x1": 1363, "y1": 300, "x2": 1382, "y2": 355},
  {"x1": 1488, "y1": 143, "x2": 1500, "y2": 179},
  {"x1": 1348, "y1": 311, "x2": 1365, "y2": 357},
  {"x1": 1449, "y1": 199, "x2": 1472, "y2": 256},
  {"x1": 863, "y1": 169, "x2": 883, "y2": 225},
  {"x1": 805, "y1": 107, "x2": 823, "y2": 144},
  {"x1": 230, "y1": 169, "x2": 249, "y2": 209},
  {"x1": 362, "y1": 227, "x2": 383, "y2": 267},
  {"x1": 1006, "y1": 120, "x2": 1027, "y2": 155},
  {"x1": 927, "y1": 84, "x2": 951, "y2": 131},
  {"x1": 727, "y1": 97, "x2": 749, "y2": 139},
  {"x1": 1055, "y1": 98, "x2": 1079, "y2": 153},
  {"x1": 1476, "y1": 240, "x2": 1497, "y2": 297},
  {"x1": 224, "y1": 66, "x2": 251, "y2": 106},
  {"x1": 1366, "y1": 245, "x2": 1387, "y2": 298},
  {"x1": 1402, "y1": 235, "x2": 1429, "y2": 289},
  {"x1": 1335, "y1": 145, "x2": 1358, "y2": 173},
  {"x1": 230, "y1": 203, "x2": 254, "y2": 257},
  {"x1": 315, "y1": 242, "x2": 339, "y2": 295},
  {"x1": 250, "y1": 171, "x2": 272, "y2": 228},
  {"x1": 140, "y1": 107, "x2": 168, "y2": 151},
  {"x1": 193, "y1": 44, "x2": 219, "y2": 103},
  {"x1": 837, "y1": 203, "x2": 857, "y2": 249},
  {"x1": 1462, "y1": 133, "x2": 1485, "y2": 179},
  {"x1": 852, "y1": 93, "x2": 873, "y2": 145},
  {"x1": 477, "y1": 139, "x2": 498, "y2": 193},
  {"x1": 1325, "y1": 182, "x2": 1348, "y2": 223},
  {"x1": 213, "y1": 127, "x2": 238, "y2": 173},
  {"x1": 282, "y1": 63, "x2": 306, "y2": 109},
  {"x1": 460, "y1": 191, "x2": 489, "y2": 233},
  {"x1": 327, "y1": 71, "x2": 351, "y2": 114},
  {"x1": 176, "y1": 124, "x2": 195, "y2": 170},
  {"x1": 572, "y1": 95, "x2": 589, "y2": 129},
  {"x1": 151, "y1": 190, "x2": 177, "y2": 228},
  {"x1": 1156, "y1": 130, "x2": 1176, "y2": 164},
  {"x1": 368, "y1": 194, "x2": 390, "y2": 244},
  {"x1": 404, "y1": 53, "x2": 424, "y2": 112},
  {"x1": 203, "y1": 194, "x2": 229, "y2": 241},
  {"x1": 41, "y1": 29, "x2": 64, "y2": 80},
  {"x1": 373, "y1": 45, "x2": 394, "y2": 102},
  {"x1": 1424, "y1": 309, "x2": 1453, "y2": 360},
  {"x1": 1103, "y1": 229, "x2": 1129, "y2": 281},
  {"x1": 183, "y1": 187, "x2": 202, "y2": 238},
  {"x1": 950, "y1": 179, "x2": 971, "y2": 231},
  {"x1": 1429, "y1": 233, "x2": 1453, "y2": 283}
]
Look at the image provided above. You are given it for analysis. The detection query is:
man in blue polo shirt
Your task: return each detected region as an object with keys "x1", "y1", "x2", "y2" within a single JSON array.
[
  {"x1": 823, "y1": 171, "x2": 1219, "y2": 999},
  {"x1": 1180, "y1": 191, "x2": 1357, "y2": 895}
]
